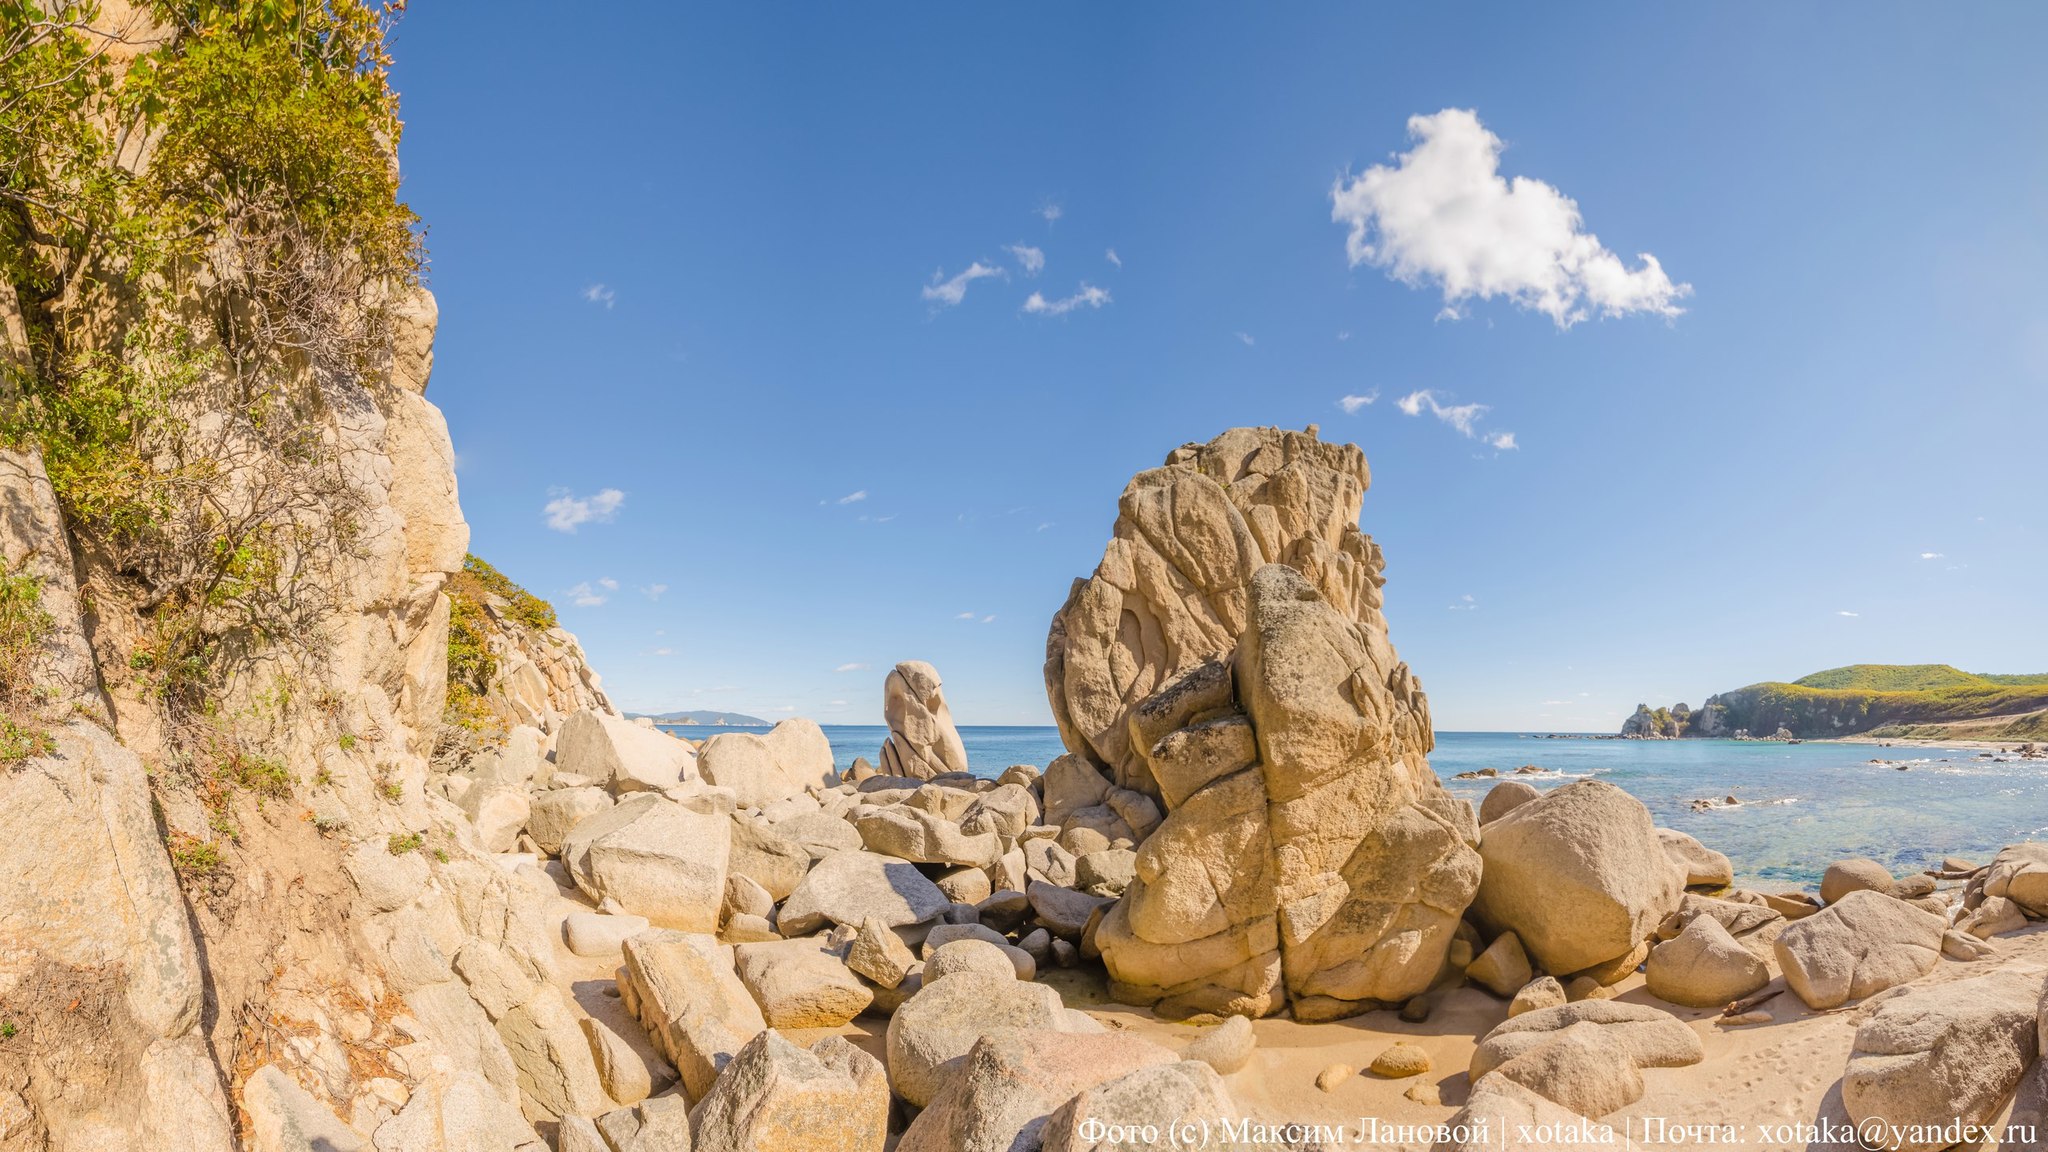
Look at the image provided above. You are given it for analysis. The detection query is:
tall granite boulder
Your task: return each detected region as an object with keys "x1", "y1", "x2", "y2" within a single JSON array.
[
  {"x1": 879, "y1": 660, "x2": 971, "y2": 780},
  {"x1": 1058, "y1": 428, "x2": 1481, "y2": 1019}
]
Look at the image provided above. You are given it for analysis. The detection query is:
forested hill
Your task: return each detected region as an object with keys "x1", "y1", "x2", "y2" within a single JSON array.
[{"x1": 1623, "y1": 665, "x2": 2048, "y2": 740}]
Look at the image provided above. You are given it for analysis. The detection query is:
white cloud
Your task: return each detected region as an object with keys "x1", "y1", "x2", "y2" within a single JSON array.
[
  {"x1": 1837, "y1": 610, "x2": 1860, "y2": 617},
  {"x1": 1338, "y1": 392, "x2": 1379, "y2": 414},
  {"x1": 544, "y1": 487, "x2": 625, "y2": 533},
  {"x1": 582, "y1": 283, "x2": 616, "y2": 309},
  {"x1": 567, "y1": 579, "x2": 614, "y2": 607},
  {"x1": 653, "y1": 646, "x2": 674, "y2": 656},
  {"x1": 1036, "y1": 522, "x2": 1053, "y2": 532},
  {"x1": 1105, "y1": 248, "x2": 1121, "y2": 268},
  {"x1": 834, "y1": 662, "x2": 869, "y2": 673},
  {"x1": 955, "y1": 611, "x2": 976, "y2": 620},
  {"x1": 1331, "y1": 108, "x2": 1690, "y2": 329},
  {"x1": 1007, "y1": 245, "x2": 1045, "y2": 276},
  {"x1": 1336, "y1": 330, "x2": 1352, "y2": 341},
  {"x1": 1485, "y1": 431, "x2": 1518, "y2": 450},
  {"x1": 1234, "y1": 331, "x2": 1255, "y2": 346},
  {"x1": 1396, "y1": 389, "x2": 1487, "y2": 436},
  {"x1": 1448, "y1": 594, "x2": 1478, "y2": 611},
  {"x1": 922, "y1": 262, "x2": 1005, "y2": 307},
  {"x1": 837, "y1": 490, "x2": 868, "y2": 505},
  {"x1": 982, "y1": 615, "x2": 997, "y2": 623},
  {"x1": 1919, "y1": 552, "x2": 1943, "y2": 560},
  {"x1": 1039, "y1": 203, "x2": 1063, "y2": 224},
  {"x1": 640, "y1": 583, "x2": 668, "y2": 601},
  {"x1": 1022, "y1": 284, "x2": 1111, "y2": 317}
]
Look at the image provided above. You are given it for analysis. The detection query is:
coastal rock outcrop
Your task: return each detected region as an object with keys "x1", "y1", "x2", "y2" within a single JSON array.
[
  {"x1": 1841, "y1": 968, "x2": 2044, "y2": 1152},
  {"x1": 1773, "y1": 890, "x2": 1946, "y2": 1009},
  {"x1": 1055, "y1": 428, "x2": 1481, "y2": 1019},
  {"x1": 699, "y1": 717, "x2": 837, "y2": 809},
  {"x1": 880, "y1": 661, "x2": 971, "y2": 779}
]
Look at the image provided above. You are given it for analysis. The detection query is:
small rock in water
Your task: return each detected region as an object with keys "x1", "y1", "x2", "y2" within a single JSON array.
[
  {"x1": 1316, "y1": 1063, "x2": 1355, "y2": 1092},
  {"x1": 1370, "y1": 1043, "x2": 1431, "y2": 1079}
]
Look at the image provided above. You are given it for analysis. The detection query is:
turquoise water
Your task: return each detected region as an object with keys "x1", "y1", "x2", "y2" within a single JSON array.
[{"x1": 664, "y1": 724, "x2": 2048, "y2": 887}]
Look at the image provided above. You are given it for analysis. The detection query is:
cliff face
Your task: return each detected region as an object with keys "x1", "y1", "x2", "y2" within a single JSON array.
[
  {"x1": 1621, "y1": 666, "x2": 2048, "y2": 740},
  {"x1": 0, "y1": 9, "x2": 596, "y2": 1148}
]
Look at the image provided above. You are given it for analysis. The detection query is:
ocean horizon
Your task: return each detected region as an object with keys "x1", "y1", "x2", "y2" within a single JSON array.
[{"x1": 664, "y1": 722, "x2": 2047, "y2": 888}]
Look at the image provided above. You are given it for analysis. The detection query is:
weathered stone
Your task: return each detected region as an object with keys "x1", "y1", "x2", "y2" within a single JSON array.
[
  {"x1": 775, "y1": 810, "x2": 864, "y2": 859},
  {"x1": 726, "y1": 816, "x2": 811, "y2": 901},
  {"x1": 1371, "y1": 1042, "x2": 1432, "y2": 1079},
  {"x1": 1820, "y1": 857, "x2": 1894, "y2": 904},
  {"x1": 1040, "y1": 1061, "x2": 1243, "y2": 1151},
  {"x1": 459, "y1": 783, "x2": 530, "y2": 854},
  {"x1": 885, "y1": 973, "x2": 1081, "y2": 1108},
  {"x1": 1473, "y1": 779, "x2": 1683, "y2": 976},
  {"x1": 1773, "y1": 890, "x2": 1946, "y2": 1009},
  {"x1": 854, "y1": 805, "x2": 1000, "y2": 867},
  {"x1": 527, "y1": 787, "x2": 613, "y2": 856},
  {"x1": 698, "y1": 718, "x2": 836, "y2": 809},
  {"x1": 925, "y1": 939, "x2": 1020, "y2": 983},
  {"x1": 1479, "y1": 780, "x2": 1542, "y2": 825},
  {"x1": 1645, "y1": 915, "x2": 1769, "y2": 1009},
  {"x1": 558, "y1": 708, "x2": 697, "y2": 793},
  {"x1": 731, "y1": 939, "x2": 873, "y2": 1028},
  {"x1": 560, "y1": 794, "x2": 730, "y2": 931},
  {"x1": 1182, "y1": 1014, "x2": 1256, "y2": 1074},
  {"x1": 370, "y1": 1066, "x2": 538, "y2": 1152},
  {"x1": 898, "y1": 1029, "x2": 1177, "y2": 1152},
  {"x1": 1028, "y1": 881, "x2": 1115, "y2": 940},
  {"x1": 593, "y1": 1094, "x2": 693, "y2": 1152},
  {"x1": 619, "y1": 930, "x2": 766, "y2": 1101},
  {"x1": 565, "y1": 911, "x2": 650, "y2": 958},
  {"x1": 245, "y1": 1064, "x2": 365, "y2": 1152},
  {"x1": 1657, "y1": 828, "x2": 1734, "y2": 888},
  {"x1": 1842, "y1": 969, "x2": 2043, "y2": 1152},
  {"x1": 879, "y1": 661, "x2": 971, "y2": 780},
  {"x1": 580, "y1": 1015, "x2": 675, "y2": 1106},
  {"x1": 1467, "y1": 931, "x2": 1533, "y2": 998},
  {"x1": 1509, "y1": 976, "x2": 1567, "y2": 1018},
  {"x1": 495, "y1": 984, "x2": 610, "y2": 1119},
  {"x1": 687, "y1": 1031, "x2": 887, "y2": 1152},
  {"x1": 1982, "y1": 842, "x2": 2048, "y2": 916},
  {"x1": 778, "y1": 851, "x2": 950, "y2": 936},
  {"x1": 1470, "y1": 1001, "x2": 1702, "y2": 1118}
]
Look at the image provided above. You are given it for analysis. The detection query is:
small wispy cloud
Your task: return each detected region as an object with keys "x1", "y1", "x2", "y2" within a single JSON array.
[
  {"x1": 1919, "y1": 552, "x2": 1943, "y2": 560},
  {"x1": 1837, "y1": 610, "x2": 1860, "y2": 617},
  {"x1": 1007, "y1": 244, "x2": 1045, "y2": 275},
  {"x1": 653, "y1": 646, "x2": 674, "y2": 656},
  {"x1": 1338, "y1": 391, "x2": 1379, "y2": 414},
  {"x1": 955, "y1": 611, "x2": 977, "y2": 620},
  {"x1": 837, "y1": 490, "x2": 868, "y2": 505},
  {"x1": 1485, "y1": 431, "x2": 1518, "y2": 451},
  {"x1": 1036, "y1": 522, "x2": 1053, "y2": 532},
  {"x1": 1022, "y1": 284, "x2": 1111, "y2": 317},
  {"x1": 834, "y1": 662, "x2": 869, "y2": 673},
  {"x1": 582, "y1": 283, "x2": 616, "y2": 309},
  {"x1": 1396, "y1": 389, "x2": 1487, "y2": 436},
  {"x1": 1105, "y1": 248, "x2": 1122, "y2": 268},
  {"x1": 1039, "y1": 202, "x2": 1063, "y2": 225},
  {"x1": 567, "y1": 577, "x2": 619, "y2": 607},
  {"x1": 1447, "y1": 594, "x2": 1478, "y2": 611},
  {"x1": 922, "y1": 262, "x2": 1005, "y2": 307},
  {"x1": 1234, "y1": 331, "x2": 1255, "y2": 346},
  {"x1": 1336, "y1": 331, "x2": 1352, "y2": 341},
  {"x1": 545, "y1": 487, "x2": 625, "y2": 533},
  {"x1": 640, "y1": 583, "x2": 669, "y2": 601},
  {"x1": 982, "y1": 614, "x2": 997, "y2": 623}
]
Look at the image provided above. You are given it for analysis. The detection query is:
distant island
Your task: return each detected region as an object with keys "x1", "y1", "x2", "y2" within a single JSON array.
[
  {"x1": 1622, "y1": 663, "x2": 2048, "y2": 741},
  {"x1": 627, "y1": 709, "x2": 770, "y2": 726}
]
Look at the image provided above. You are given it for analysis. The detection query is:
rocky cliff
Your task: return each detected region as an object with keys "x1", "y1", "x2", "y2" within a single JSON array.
[{"x1": 1622, "y1": 665, "x2": 2048, "y2": 741}]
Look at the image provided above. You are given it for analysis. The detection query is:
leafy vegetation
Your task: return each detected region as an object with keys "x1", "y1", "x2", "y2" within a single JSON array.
[
  {"x1": 435, "y1": 553, "x2": 559, "y2": 765},
  {"x1": 456, "y1": 554, "x2": 558, "y2": 633},
  {"x1": 1711, "y1": 664, "x2": 2048, "y2": 738},
  {"x1": 385, "y1": 830, "x2": 420, "y2": 855},
  {"x1": 0, "y1": 565, "x2": 56, "y2": 766}
]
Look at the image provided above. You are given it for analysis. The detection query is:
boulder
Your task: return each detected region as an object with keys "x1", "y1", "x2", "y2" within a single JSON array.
[
  {"x1": 527, "y1": 787, "x2": 614, "y2": 856},
  {"x1": 1842, "y1": 968, "x2": 2044, "y2": 1152},
  {"x1": 558, "y1": 708, "x2": 697, "y2": 793},
  {"x1": 885, "y1": 973, "x2": 1082, "y2": 1108},
  {"x1": 1645, "y1": 915, "x2": 1769, "y2": 1008},
  {"x1": 897, "y1": 1029, "x2": 1178, "y2": 1152},
  {"x1": 619, "y1": 930, "x2": 767, "y2": 1101},
  {"x1": 687, "y1": 1031, "x2": 888, "y2": 1152},
  {"x1": 580, "y1": 1016, "x2": 676, "y2": 1106},
  {"x1": 1479, "y1": 780, "x2": 1542, "y2": 824},
  {"x1": 565, "y1": 911, "x2": 649, "y2": 958},
  {"x1": 925, "y1": 939, "x2": 1020, "y2": 983},
  {"x1": 777, "y1": 851, "x2": 950, "y2": 937},
  {"x1": 846, "y1": 916, "x2": 918, "y2": 989},
  {"x1": 1981, "y1": 843, "x2": 2048, "y2": 917},
  {"x1": 1820, "y1": 858, "x2": 1895, "y2": 904},
  {"x1": 1181, "y1": 1015, "x2": 1256, "y2": 1075},
  {"x1": 1961, "y1": 895, "x2": 2029, "y2": 939},
  {"x1": 1467, "y1": 931, "x2": 1533, "y2": 999},
  {"x1": 934, "y1": 865, "x2": 993, "y2": 905},
  {"x1": 1657, "y1": 828, "x2": 1733, "y2": 888},
  {"x1": 698, "y1": 718, "x2": 837, "y2": 809},
  {"x1": 245, "y1": 1064, "x2": 365, "y2": 1152},
  {"x1": 853, "y1": 805, "x2": 999, "y2": 867},
  {"x1": 1039, "y1": 1061, "x2": 1242, "y2": 1152},
  {"x1": 1509, "y1": 976, "x2": 1567, "y2": 1018},
  {"x1": 459, "y1": 784, "x2": 531, "y2": 854},
  {"x1": 592, "y1": 1095, "x2": 692, "y2": 1152},
  {"x1": 1028, "y1": 881, "x2": 1115, "y2": 941},
  {"x1": 1042, "y1": 754, "x2": 1113, "y2": 829},
  {"x1": 731, "y1": 939, "x2": 873, "y2": 1029},
  {"x1": 495, "y1": 984, "x2": 611, "y2": 1119},
  {"x1": 1076, "y1": 848, "x2": 1138, "y2": 898},
  {"x1": 1371, "y1": 1043, "x2": 1431, "y2": 1078},
  {"x1": 879, "y1": 661, "x2": 972, "y2": 780},
  {"x1": 1472, "y1": 779, "x2": 1684, "y2": 976},
  {"x1": 369, "y1": 1066, "x2": 538, "y2": 1152},
  {"x1": 1470, "y1": 1001, "x2": 1703, "y2": 1117},
  {"x1": 1436, "y1": 1077, "x2": 1620, "y2": 1152},
  {"x1": 1773, "y1": 890, "x2": 1946, "y2": 1009},
  {"x1": 726, "y1": 816, "x2": 811, "y2": 901},
  {"x1": 560, "y1": 794, "x2": 730, "y2": 931},
  {"x1": 775, "y1": 810, "x2": 865, "y2": 859}
]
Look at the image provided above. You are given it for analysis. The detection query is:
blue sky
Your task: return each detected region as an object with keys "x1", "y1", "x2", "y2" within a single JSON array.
[{"x1": 388, "y1": 5, "x2": 2048, "y2": 729}]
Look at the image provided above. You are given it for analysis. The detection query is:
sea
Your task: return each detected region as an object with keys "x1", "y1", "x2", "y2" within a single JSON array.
[{"x1": 659, "y1": 724, "x2": 2048, "y2": 888}]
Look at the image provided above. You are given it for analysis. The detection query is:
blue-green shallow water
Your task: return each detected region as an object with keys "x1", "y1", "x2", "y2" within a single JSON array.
[{"x1": 661, "y1": 725, "x2": 2048, "y2": 888}]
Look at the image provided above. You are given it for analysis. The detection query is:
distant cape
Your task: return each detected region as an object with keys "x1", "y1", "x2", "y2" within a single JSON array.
[
  {"x1": 628, "y1": 709, "x2": 770, "y2": 726},
  {"x1": 1621, "y1": 664, "x2": 2048, "y2": 741}
]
